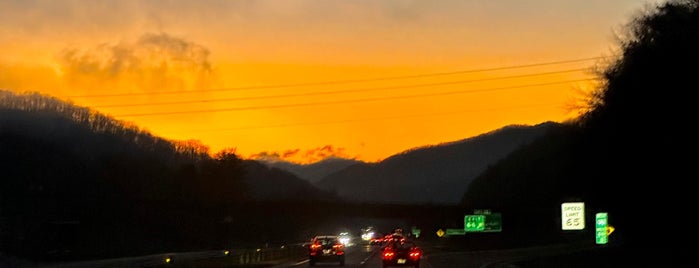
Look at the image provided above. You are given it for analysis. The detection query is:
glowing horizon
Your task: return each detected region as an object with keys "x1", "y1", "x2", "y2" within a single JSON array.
[{"x1": 0, "y1": 0, "x2": 663, "y2": 163}]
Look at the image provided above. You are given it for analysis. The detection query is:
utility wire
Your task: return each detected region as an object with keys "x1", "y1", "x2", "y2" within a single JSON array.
[
  {"x1": 94, "y1": 68, "x2": 591, "y2": 108},
  {"x1": 115, "y1": 78, "x2": 595, "y2": 117},
  {"x1": 68, "y1": 56, "x2": 604, "y2": 98},
  {"x1": 185, "y1": 103, "x2": 563, "y2": 133}
]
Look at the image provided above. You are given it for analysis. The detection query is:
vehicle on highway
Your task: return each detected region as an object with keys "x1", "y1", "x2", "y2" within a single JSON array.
[
  {"x1": 361, "y1": 226, "x2": 376, "y2": 241},
  {"x1": 338, "y1": 232, "x2": 351, "y2": 246},
  {"x1": 369, "y1": 232, "x2": 385, "y2": 245},
  {"x1": 308, "y1": 235, "x2": 345, "y2": 266},
  {"x1": 385, "y1": 233, "x2": 406, "y2": 244},
  {"x1": 381, "y1": 240, "x2": 422, "y2": 268}
]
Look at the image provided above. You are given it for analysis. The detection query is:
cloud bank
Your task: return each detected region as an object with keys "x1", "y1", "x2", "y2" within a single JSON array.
[
  {"x1": 58, "y1": 32, "x2": 215, "y2": 95},
  {"x1": 250, "y1": 145, "x2": 353, "y2": 164}
]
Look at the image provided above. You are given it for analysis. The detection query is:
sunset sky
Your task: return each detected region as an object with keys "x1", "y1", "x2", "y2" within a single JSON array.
[{"x1": 0, "y1": 0, "x2": 664, "y2": 163}]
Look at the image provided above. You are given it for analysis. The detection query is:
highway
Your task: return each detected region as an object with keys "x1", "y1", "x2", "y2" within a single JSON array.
[
  {"x1": 6, "y1": 235, "x2": 652, "y2": 268},
  {"x1": 266, "y1": 239, "x2": 602, "y2": 268}
]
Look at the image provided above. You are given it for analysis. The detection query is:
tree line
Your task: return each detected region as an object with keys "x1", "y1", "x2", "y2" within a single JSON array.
[{"x1": 461, "y1": 0, "x2": 699, "y2": 251}]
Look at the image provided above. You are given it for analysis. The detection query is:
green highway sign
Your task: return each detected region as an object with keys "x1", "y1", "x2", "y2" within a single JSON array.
[
  {"x1": 483, "y1": 213, "x2": 502, "y2": 232},
  {"x1": 445, "y1": 229, "x2": 466, "y2": 235},
  {"x1": 595, "y1": 212, "x2": 608, "y2": 244},
  {"x1": 464, "y1": 215, "x2": 485, "y2": 232},
  {"x1": 411, "y1": 227, "x2": 421, "y2": 238},
  {"x1": 464, "y1": 212, "x2": 502, "y2": 232}
]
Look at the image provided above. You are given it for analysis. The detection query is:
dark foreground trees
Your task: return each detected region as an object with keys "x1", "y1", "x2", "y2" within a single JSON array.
[{"x1": 462, "y1": 0, "x2": 699, "y2": 248}]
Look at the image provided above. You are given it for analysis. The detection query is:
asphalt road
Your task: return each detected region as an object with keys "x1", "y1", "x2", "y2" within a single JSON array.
[
  {"x1": 266, "y1": 240, "x2": 606, "y2": 268},
  {"x1": 7, "y1": 238, "x2": 697, "y2": 267}
]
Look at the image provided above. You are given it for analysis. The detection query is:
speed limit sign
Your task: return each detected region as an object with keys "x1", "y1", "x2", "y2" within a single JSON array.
[{"x1": 561, "y1": 202, "x2": 585, "y2": 230}]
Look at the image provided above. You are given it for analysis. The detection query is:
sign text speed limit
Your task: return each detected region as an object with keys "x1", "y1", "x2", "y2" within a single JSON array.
[{"x1": 561, "y1": 202, "x2": 585, "y2": 230}]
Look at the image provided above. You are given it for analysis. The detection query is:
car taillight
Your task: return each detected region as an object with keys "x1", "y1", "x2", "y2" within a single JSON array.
[
  {"x1": 310, "y1": 244, "x2": 321, "y2": 250},
  {"x1": 382, "y1": 250, "x2": 395, "y2": 260},
  {"x1": 333, "y1": 244, "x2": 345, "y2": 255},
  {"x1": 409, "y1": 250, "x2": 421, "y2": 259}
]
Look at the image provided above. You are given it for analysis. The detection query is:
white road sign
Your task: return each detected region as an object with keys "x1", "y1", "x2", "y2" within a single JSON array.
[{"x1": 561, "y1": 202, "x2": 585, "y2": 230}]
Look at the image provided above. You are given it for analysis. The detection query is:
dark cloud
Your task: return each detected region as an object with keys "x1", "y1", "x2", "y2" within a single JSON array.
[
  {"x1": 249, "y1": 145, "x2": 352, "y2": 163},
  {"x1": 58, "y1": 32, "x2": 214, "y2": 93},
  {"x1": 249, "y1": 151, "x2": 283, "y2": 162},
  {"x1": 282, "y1": 149, "x2": 301, "y2": 158},
  {"x1": 301, "y1": 145, "x2": 350, "y2": 162}
]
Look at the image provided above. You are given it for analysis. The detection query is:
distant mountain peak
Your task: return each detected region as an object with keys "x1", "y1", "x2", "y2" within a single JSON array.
[
  {"x1": 313, "y1": 122, "x2": 561, "y2": 204},
  {"x1": 260, "y1": 156, "x2": 365, "y2": 183}
]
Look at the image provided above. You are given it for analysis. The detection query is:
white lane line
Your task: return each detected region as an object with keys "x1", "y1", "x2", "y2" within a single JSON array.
[{"x1": 359, "y1": 246, "x2": 381, "y2": 265}]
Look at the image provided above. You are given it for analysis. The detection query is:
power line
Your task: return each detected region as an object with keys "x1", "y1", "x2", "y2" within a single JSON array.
[
  {"x1": 94, "y1": 67, "x2": 591, "y2": 108},
  {"x1": 184, "y1": 102, "x2": 563, "y2": 133},
  {"x1": 114, "y1": 78, "x2": 595, "y2": 117},
  {"x1": 68, "y1": 56, "x2": 604, "y2": 98}
]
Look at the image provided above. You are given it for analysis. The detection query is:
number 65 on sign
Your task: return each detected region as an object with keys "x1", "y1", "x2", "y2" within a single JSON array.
[{"x1": 561, "y1": 202, "x2": 585, "y2": 230}]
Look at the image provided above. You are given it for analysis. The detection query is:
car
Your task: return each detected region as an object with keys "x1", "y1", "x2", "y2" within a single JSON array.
[
  {"x1": 338, "y1": 232, "x2": 351, "y2": 245},
  {"x1": 385, "y1": 233, "x2": 406, "y2": 244},
  {"x1": 381, "y1": 240, "x2": 422, "y2": 268},
  {"x1": 308, "y1": 235, "x2": 345, "y2": 266},
  {"x1": 369, "y1": 232, "x2": 385, "y2": 245}
]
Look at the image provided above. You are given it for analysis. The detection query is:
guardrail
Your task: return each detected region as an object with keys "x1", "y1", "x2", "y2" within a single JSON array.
[
  {"x1": 220, "y1": 245, "x2": 307, "y2": 267},
  {"x1": 43, "y1": 244, "x2": 309, "y2": 268}
]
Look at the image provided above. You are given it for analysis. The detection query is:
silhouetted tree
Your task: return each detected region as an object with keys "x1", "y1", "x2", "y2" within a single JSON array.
[
  {"x1": 577, "y1": 0, "x2": 699, "y2": 246},
  {"x1": 462, "y1": 0, "x2": 699, "y2": 249}
]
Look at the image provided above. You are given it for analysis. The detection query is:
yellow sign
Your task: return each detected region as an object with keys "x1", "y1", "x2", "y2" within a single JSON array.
[
  {"x1": 436, "y1": 229, "x2": 445, "y2": 237},
  {"x1": 607, "y1": 225, "x2": 615, "y2": 236}
]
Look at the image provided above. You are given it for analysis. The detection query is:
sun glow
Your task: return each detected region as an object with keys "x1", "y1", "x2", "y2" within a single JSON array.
[{"x1": 0, "y1": 0, "x2": 644, "y2": 163}]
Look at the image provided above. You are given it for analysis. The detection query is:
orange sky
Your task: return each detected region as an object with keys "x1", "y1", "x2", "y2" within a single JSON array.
[{"x1": 0, "y1": 0, "x2": 664, "y2": 163}]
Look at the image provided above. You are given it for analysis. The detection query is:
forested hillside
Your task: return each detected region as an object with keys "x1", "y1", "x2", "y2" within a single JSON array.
[{"x1": 0, "y1": 90, "x2": 338, "y2": 260}]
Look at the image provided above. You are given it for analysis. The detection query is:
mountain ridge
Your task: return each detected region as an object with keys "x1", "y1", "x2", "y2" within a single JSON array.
[
  {"x1": 269, "y1": 122, "x2": 562, "y2": 204},
  {"x1": 259, "y1": 157, "x2": 365, "y2": 184}
]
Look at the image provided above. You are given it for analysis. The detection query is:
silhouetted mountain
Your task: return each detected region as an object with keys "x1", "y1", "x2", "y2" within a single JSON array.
[
  {"x1": 315, "y1": 122, "x2": 561, "y2": 204},
  {"x1": 0, "y1": 90, "x2": 340, "y2": 260},
  {"x1": 241, "y1": 159, "x2": 339, "y2": 201},
  {"x1": 260, "y1": 157, "x2": 364, "y2": 183}
]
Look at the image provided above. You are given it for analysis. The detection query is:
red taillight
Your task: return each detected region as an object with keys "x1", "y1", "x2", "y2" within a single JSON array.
[
  {"x1": 309, "y1": 244, "x2": 321, "y2": 256},
  {"x1": 382, "y1": 250, "x2": 395, "y2": 260},
  {"x1": 409, "y1": 250, "x2": 421, "y2": 259},
  {"x1": 333, "y1": 244, "x2": 345, "y2": 255}
]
